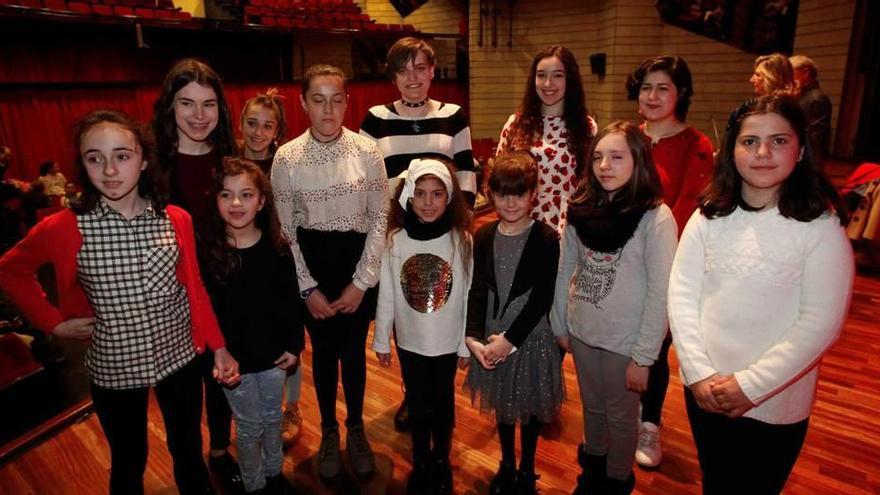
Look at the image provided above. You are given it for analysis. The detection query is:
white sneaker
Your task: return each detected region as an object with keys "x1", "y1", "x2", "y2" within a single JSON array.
[{"x1": 635, "y1": 421, "x2": 663, "y2": 468}]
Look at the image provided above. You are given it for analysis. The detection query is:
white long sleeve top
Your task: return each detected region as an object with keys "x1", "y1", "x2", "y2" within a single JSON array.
[
  {"x1": 668, "y1": 207, "x2": 854, "y2": 424},
  {"x1": 372, "y1": 229, "x2": 471, "y2": 358},
  {"x1": 271, "y1": 128, "x2": 389, "y2": 291}
]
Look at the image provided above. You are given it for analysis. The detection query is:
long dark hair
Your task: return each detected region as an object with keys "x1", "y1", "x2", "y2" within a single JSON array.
[
  {"x1": 570, "y1": 120, "x2": 663, "y2": 211},
  {"x1": 626, "y1": 55, "x2": 694, "y2": 121},
  {"x1": 387, "y1": 160, "x2": 472, "y2": 270},
  {"x1": 151, "y1": 58, "x2": 235, "y2": 171},
  {"x1": 71, "y1": 109, "x2": 165, "y2": 215},
  {"x1": 504, "y1": 46, "x2": 592, "y2": 175},
  {"x1": 700, "y1": 95, "x2": 847, "y2": 224},
  {"x1": 200, "y1": 157, "x2": 287, "y2": 285}
]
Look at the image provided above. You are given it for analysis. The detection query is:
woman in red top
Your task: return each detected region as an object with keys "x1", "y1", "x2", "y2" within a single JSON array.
[
  {"x1": 624, "y1": 55, "x2": 714, "y2": 470},
  {"x1": 0, "y1": 110, "x2": 238, "y2": 495}
]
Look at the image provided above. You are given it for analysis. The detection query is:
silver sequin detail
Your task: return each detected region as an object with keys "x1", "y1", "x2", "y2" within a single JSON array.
[{"x1": 400, "y1": 253, "x2": 453, "y2": 313}]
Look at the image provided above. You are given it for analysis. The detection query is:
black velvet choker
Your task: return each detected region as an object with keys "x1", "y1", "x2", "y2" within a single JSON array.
[
  {"x1": 566, "y1": 198, "x2": 647, "y2": 253},
  {"x1": 401, "y1": 97, "x2": 429, "y2": 108},
  {"x1": 403, "y1": 204, "x2": 452, "y2": 240}
]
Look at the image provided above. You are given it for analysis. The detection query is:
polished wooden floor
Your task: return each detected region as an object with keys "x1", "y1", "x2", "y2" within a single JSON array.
[{"x1": 1, "y1": 263, "x2": 878, "y2": 494}]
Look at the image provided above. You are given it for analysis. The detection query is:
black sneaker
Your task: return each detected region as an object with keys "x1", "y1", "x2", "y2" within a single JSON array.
[
  {"x1": 208, "y1": 452, "x2": 244, "y2": 493},
  {"x1": 488, "y1": 462, "x2": 516, "y2": 495}
]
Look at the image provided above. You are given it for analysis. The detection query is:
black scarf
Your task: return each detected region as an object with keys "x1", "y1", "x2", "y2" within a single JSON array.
[
  {"x1": 566, "y1": 198, "x2": 647, "y2": 253},
  {"x1": 403, "y1": 204, "x2": 452, "y2": 240}
]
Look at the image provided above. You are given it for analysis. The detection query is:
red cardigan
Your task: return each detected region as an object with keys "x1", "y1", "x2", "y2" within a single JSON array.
[
  {"x1": 0, "y1": 206, "x2": 225, "y2": 353},
  {"x1": 647, "y1": 126, "x2": 715, "y2": 233}
]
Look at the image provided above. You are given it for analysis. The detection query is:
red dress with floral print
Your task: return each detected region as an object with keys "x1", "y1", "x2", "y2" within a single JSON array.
[{"x1": 498, "y1": 113, "x2": 597, "y2": 233}]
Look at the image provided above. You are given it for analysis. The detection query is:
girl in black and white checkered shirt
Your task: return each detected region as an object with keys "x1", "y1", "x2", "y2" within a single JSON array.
[{"x1": 0, "y1": 109, "x2": 240, "y2": 494}]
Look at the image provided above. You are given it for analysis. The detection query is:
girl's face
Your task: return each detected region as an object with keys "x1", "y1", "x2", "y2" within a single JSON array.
[
  {"x1": 535, "y1": 56, "x2": 566, "y2": 109},
  {"x1": 750, "y1": 69, "x2": 766, "y2": 95},
  {"x1": 638, "y1": 70, "x2": 679, "y2": 123},
  {"x1": 592, "y1": 132, "x2": 634, "y2": 197},
  {"x1": 301, "y1": 75, "x2": 347, "y2": 140},
  {"x1": 411, "y1": 176, "x2": 448, "y2": 223},
  {"x1": 734, "y1": 113, "x2": 803, "y2": 204},
  {"x1": 174, "y1": 82, "x2": 220, "y2": 148},
  {"x1": 493, "y1": 189, "x2": 536, "y2": 225},
  {"x1": 241, "y1": 105, "x2": 279, "y2": 158},
  {"x1": 217, "y1": 173, "x2": 265, "y2": 234},
  {"x1": 81, "y1": 122, "x2": 147, "y2": 206},
  {"x1": 394, "y1": 51, "x2": 434, "y2": 102}
]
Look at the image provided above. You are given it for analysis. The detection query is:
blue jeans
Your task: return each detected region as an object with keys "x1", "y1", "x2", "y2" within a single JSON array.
[
  {"x1": 284, "y1": 364, "x2": 302, "y2": 403},
  {"x1": 223, "y1": 367, "x2": 286, "y2": 493}
]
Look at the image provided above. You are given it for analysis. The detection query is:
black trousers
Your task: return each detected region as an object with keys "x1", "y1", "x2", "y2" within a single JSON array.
[
  {"x1": 397, "y1": 347, "x2": 458, "y2": 463},
  {"x1": 91, "y1": 359, "x2": 211, "y2": 495},
  {"x1": 640, "y1": 333, "x2": 672, "y2": 425},
  {"x1": 199, "y1": 350, "x2": 232, "y2": 451},
  {"x1": 307, "y1": 311, "x2": 371, "y2": 428},
  {"x1": 684, "y1": 388, "x2": 808, "y2": 495}
]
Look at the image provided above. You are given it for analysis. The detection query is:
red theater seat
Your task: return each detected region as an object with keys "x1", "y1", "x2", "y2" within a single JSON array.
[
  {"x1": 134, "y1": 6, "x2": 154, "y2": 16},
  {"x1": 91, "y1": 3, "x2": 112, "y2": 14},
  {"x1": 113, "y1": 5, "x2": 134, "y2": 14},
  {"x1": 42, "y1": 0, "x2": 69, "y2": 10},
  {"x1": 68, "y1": 1, "x2": 91, "y2": 12}
]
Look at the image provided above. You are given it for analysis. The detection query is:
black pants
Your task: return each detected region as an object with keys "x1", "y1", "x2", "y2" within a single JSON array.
[
  {"x1": 307, "y1": 311, "x2": 371, "y2": 428},
  {"x1": 640, "y1": 333, "x2": 672, "y2": 425},
  {"x1": 397, "y1": 347, "x2": 458, "y2": 463},
  {"x1": 91, "y1": 359, "x2": 211, "y2": 495},
  {"x1": 684, "y1": 388, "x2": 808, "y2": 495},
  {"x1": 199, "y1": 350, "x2": 232, "y2": 451}
]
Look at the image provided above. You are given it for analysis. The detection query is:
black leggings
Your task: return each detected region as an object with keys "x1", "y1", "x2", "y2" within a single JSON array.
[
  {"x1": 397, "y1": 347, "x2": 458, "y2": 463},
  {"x1": 199, "y1": 350, "x2": 232, "y2": 451},
  {"x1": 685, "y1": 388, "x2": 808, "y2": 495},
  {"x1": 91, "y1": 359, "x2": 211, "y2": 495},
  {"x1": 640, "y1": 333, "x2": 672, "y2": 425},
  {"x1": 307, "y1": 311, "x2": 371, "y2": 428}
]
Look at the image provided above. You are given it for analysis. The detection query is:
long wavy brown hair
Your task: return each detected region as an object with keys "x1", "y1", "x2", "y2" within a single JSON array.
[
  {"x1": 503, "y1": 46, "x2": 592, "y2": 175},
  {"x1": 199, "y1": 157, "x2": 287, "y2": 285}
]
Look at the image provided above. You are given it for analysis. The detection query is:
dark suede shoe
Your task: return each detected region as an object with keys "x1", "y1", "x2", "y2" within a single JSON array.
[
  {"x1": 605, "y1": 472, "x2": 635, "y2": 495},
  {"x1": 572, "y1": 444, "x2": 606, "y2": 494},
  {"x1": 346, "y1": 423, "x2": 376, "y2": 480},
  {"x1": 317, "y1": 426, "x2": 342, "y2": 482}
]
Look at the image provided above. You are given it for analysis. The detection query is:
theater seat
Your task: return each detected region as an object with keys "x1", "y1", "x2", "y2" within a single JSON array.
[{"x1": 67, "y1": 0, "x2": 90, "y2": 12}]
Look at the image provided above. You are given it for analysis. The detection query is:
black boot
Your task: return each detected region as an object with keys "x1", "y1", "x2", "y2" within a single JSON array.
[
  {"x1": 572, "y1": 443, "x2": 606, "y2": 494},
  {"x1": 488, "y1": 461, "x2": 516, "y2": 495},
  {"x1": 514, "y1": 469, "x2": 539, "y2": 495},
  {"x1": 407, "y1": 453, "x2": 431, "y2": 495},
  {"x1": 394, "y1": 398, "x2": 411, "y2": 432},
  {"x1": 428, "y1": 456, "x2": 453, "y2": 495},
  {"x1": 605, "y1": 472, "x2": 635, "y2": 495}
]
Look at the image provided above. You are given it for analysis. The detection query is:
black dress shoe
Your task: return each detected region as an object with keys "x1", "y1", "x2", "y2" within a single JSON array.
[
  {"x1": 208, "y1": 452, "x2": 244, "y2": 493},
  {"x1": 394, "y1": 399, "x2": 411, "y2": 432}
]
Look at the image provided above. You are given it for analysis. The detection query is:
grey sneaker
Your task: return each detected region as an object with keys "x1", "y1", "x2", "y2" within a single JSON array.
[
  {"x1": 317, "y1": 426, "x2": 342, "y2": 481},
  {"x1": 346, "y1": 423, "x2": 376, "y2": 479}
]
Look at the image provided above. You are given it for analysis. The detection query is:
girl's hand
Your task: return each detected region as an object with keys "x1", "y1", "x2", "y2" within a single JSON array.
[
  {"x1": 711, "y1": 375, "x2": 755, "y2": 418},
  {"x1": 274, "y1": 352, "x2": 298, "y2": 370},
  {"x1": 483, "y1": 334, "x2": 514, "y2": 365},
  {"x1": 457, "y1": 357, "x2": 470, "y2": 370},
  {"x1": 53, "y1": 317, "x2": 95, "y2": 340},
  {"x1": 212, "y1": 348, "x2": 241, "y2": 386},
  {"x1": 556, "y1": 335, "x2": 572, "y2": 353},
  {"x1": 330, "y1": 283, "x2": 365, "y2": 314},
  {"x1": 689, "y1": 374, "x2": 723, "y2": 413},
  {"x1": 305, "y1": 289, "x2": 337, "y2": 319},
  {"x1": 625, "y1": 360, "x2": 650, "y2": 393},
  {"x1": 465, "y1": 338, "x2": 494, "y2": 370},
  {"x1": 376, "y1": 351, "x2": 392, "y2": 368}
]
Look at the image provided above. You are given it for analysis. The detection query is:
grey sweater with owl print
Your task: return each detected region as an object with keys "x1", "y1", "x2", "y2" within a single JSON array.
[{"x1": 550, "y1": 204, "x2": 677, "y2": 366}]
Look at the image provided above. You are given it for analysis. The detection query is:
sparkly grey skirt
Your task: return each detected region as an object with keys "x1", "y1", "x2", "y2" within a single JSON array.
[{"x1": 464, "y1": 322, "x2": 565, "y2": 425}]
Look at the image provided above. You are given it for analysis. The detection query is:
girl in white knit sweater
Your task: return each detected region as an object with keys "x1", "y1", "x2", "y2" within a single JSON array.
[
  {"x1": 668, "y1": 95, "x2": 854, "y2": 495},
  {"x1": 372, "y1": 158, "x2": 472, "y2": 495}
]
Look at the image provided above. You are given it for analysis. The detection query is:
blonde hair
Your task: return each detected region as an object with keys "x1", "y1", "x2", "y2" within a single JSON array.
[{"x1": 754, "y1": 53, "x2": 795, "y2": 96}]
